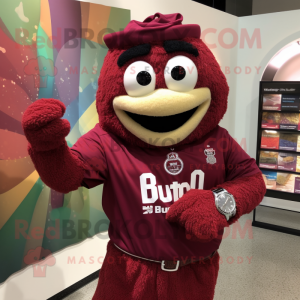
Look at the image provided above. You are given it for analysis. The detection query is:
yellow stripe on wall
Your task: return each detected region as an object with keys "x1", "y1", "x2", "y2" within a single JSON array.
[{"x1": 0, "y1": 171, "x2": 40, "y2": 230}]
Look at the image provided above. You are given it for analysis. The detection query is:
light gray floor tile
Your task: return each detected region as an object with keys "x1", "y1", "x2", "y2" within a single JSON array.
[{"x1": 64, "y1": 209, "x2": 300, "y2": 300}]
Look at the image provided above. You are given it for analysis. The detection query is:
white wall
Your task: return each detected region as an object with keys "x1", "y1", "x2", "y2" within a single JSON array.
[
  {"x1": 2, "y1": 1, "x2": 300, "y2": 299},
  {"x1": 236, "y1": 10, "x2": 300, "y2": 210},
  {"x1": 274, "y1": 53, "x2": 300, "y2": 81},
  {"x1": 0, "y1": 1, "x2": 239, "y2": 299},
  {"x1": 253, "y1": 0, "x2": 300, "y2": 15},
  {"x1": 0, "y1": 233, "x2": 108, "y2": 300}
]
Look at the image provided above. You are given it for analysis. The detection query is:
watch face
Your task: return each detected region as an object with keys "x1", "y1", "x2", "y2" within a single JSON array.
[{"x1": 217, "y1": 193, "x2": 235, "y2": 214}]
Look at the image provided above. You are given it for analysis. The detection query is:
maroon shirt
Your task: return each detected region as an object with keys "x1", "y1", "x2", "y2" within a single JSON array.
[{"x1": 71, "y1": 124, "x2": 259, "y2": 260}]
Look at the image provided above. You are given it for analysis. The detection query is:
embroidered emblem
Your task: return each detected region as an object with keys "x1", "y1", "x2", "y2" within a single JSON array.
[
  {"x1": 204, "y1": 148, "x2": 216, "y2": 165},
  {"x1": 164, "y1": 152, "x2": 184, "y2": 175}
]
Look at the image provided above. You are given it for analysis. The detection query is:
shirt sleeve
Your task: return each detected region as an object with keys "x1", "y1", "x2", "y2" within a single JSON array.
[
  {"x1": 223, "y1": 130, "x2": 261, "y2": 182},
  {"x1": 70, "y1": 128, "x2": 108, "y2": 189}
]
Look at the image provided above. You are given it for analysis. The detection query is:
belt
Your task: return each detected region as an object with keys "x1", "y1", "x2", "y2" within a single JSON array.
[{"x1": 114, "y1": 244, "x2": 217, "y2": 272}]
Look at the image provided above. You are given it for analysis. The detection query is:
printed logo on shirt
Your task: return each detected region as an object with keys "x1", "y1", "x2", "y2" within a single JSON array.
[
  {"x1": 204, "y1": 148, "x2": 217, "y2": 165},
  {"x1": 143, "y1": 206, "x2": 153, "y2": 214},
  {"x1": 140, "y1": 170, "x2": 205, "y2": 208},
  {"x1": 143, "y1": 206, "x2": 170, "y2": 214},
  {"x1": 164, "y1": 152, "x2": 184, "y2": 175}
]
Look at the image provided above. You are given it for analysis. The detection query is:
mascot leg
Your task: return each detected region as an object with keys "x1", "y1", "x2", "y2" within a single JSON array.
[{"x1": 92, "y1": 241, "x2": 219, "y2": 300}]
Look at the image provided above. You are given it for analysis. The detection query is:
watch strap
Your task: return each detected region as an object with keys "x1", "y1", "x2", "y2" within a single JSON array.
[
  {"x1": 212, "y1": 188, "x2": 236, "y2": 221},
  {"x1": 212, "y1": 188, "x2": 224, "y2": 194}
]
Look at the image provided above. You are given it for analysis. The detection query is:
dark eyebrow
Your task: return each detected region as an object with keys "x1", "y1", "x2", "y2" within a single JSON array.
[
  {"x1": 163, "y1": 40, "x2": 199, "y2": 57},
  {"x1": 117, "y1": 44, "x2": 151, "y2": 67}
]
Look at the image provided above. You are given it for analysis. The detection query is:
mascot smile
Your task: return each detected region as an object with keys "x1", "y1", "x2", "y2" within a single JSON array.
[{"x1": 22, "y1": 13, "x2": 266, "y2": 300}]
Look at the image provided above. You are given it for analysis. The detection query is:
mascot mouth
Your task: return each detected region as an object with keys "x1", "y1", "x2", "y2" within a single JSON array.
[
  {"x1": 113, "y1": 88, "x2": 211, "y2": 146},
  {"x1": 125, "y1": 106, "x2": 198, "y2": 133}
]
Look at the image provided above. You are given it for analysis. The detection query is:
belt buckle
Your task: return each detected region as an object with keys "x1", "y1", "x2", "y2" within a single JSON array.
[{"x1": 161, "y1": 260, "x2": 180, "y2": 272}]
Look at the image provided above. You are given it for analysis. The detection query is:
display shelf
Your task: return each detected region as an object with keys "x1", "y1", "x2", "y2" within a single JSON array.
[
  {"x1": 260, "y1": 128, "x2": 300, "y2": 133},
  {"x1": 259, "y1": 148, "x2": 299, "y2": 154},
  {"x1": 265, "y1": 189, "x2": 300, "y2": 201},
  {"x1": 254, "y1": 81, "x2": 300, "y2": 236},
  {"x1": 260, "y1": 148, "x2": 300, "y2": 154},
  {"x1": 259, "y1": 167, "x2": 300, "y2": 175},
  {"x1": 262, "y1": 109, "x2": 300, "y2": 113},
  {"x1": 252, "y1": 205, "x2": 300, "y2": 237},
  {"x1": 252, "y1": 220, "x2": 300, "y2": 236}
]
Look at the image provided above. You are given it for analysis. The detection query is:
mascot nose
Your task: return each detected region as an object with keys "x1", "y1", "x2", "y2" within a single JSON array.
[
  {"x1": 113, "y1": 88, "x2": 211, "y2": 117},
  {"x1": 112, "y1": 87, "x2": 212, "y2": 146}
]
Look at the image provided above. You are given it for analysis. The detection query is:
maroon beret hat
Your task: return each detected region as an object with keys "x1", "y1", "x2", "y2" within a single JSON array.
[{"x1": 104, "y1": 12, "x2": 201, "y2": 49}]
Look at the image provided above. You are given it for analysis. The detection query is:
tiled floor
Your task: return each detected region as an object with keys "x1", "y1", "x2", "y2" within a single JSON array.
[{"x1": 63, "y1": 207, "x2": 300, "y2": 300}]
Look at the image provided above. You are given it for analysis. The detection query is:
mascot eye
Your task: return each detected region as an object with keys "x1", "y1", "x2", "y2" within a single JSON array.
[
  {"x1": 164, "y1": 56, "x2": 198, "y2": 92},
  {"x1": 136, "y1": 71, "x2": 152, "y2": 86},
  {"x1": 124, "y1": 61, "x2": 156, "y2": 97}
]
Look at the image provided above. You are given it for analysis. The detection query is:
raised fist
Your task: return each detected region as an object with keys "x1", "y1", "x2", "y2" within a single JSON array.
[{"x1": 22, "y1": 99, "x2": 71, "y2": 151}]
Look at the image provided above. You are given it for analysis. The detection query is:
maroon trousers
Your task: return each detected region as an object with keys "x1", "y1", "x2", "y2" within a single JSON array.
[{"x1": 92, "y1": 241, "x2": 220, "y2": 300}]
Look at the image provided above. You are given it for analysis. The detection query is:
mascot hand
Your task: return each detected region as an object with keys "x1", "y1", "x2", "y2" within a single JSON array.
[
  {"x1": 166, "y1": 189, "x2": 228, "y2": 241},
  {"x1": 22, "y1": 99, "x2": 70, "y2": 151}
]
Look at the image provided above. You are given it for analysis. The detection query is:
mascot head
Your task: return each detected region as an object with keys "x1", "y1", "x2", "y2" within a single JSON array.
[{"x1": 96, "y1": 13, "x2": 229, "y2": 147}]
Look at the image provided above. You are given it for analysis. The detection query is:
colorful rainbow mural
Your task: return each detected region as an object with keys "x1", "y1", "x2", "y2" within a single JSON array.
[{"x1": 0, "y1": 0, "x2": 130, "y2": 283}]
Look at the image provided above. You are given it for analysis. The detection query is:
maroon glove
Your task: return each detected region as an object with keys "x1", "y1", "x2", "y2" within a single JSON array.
[
  {"x1": 166, "y1": 189, "x2": 226, "y2": 241},
  {"x1": 166, "y1": 173, "x2": 266, "y2": 241},
  {"x1": 22, "y1": 99, "x2": 85, "y2": 202},
  {"x1": 22, "y1": 98, "x2": 70, "y2": 151}
]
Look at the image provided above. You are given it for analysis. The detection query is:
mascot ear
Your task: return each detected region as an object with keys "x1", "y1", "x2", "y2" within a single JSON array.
[{"x1": 117, "y1": 44, "x2": 151, "y2": 67}]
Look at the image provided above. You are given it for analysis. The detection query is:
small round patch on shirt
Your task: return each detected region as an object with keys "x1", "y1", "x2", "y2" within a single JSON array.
[
  {"x1": 164, "y1": 152, "x2": 184, "y2": 175},
  {"x1": 204, "y1": 148, "x2": 217, "y2": 165}
]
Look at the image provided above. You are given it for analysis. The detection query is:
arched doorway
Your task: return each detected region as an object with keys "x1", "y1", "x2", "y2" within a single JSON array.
[{"x1": 262, "y1": 40, "x2": 300, "y2": 81}]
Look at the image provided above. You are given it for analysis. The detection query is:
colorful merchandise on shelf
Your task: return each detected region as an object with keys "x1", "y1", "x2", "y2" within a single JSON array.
[
  {"x1": 262, "y1": 94, "x2": 281, "y2": 111},
  {"x1": 261, "y1": 130, "x2": 280, "y2": 149},
  {"x1": 277, "y1": 152, "x2": 297, "y2": 171},
  {"x1": 258, "y1": 84, "x2": 300, "y2": 196},
  {"x1": 259, "y1": 151, "x2": 278, "y2": 169},
  {"x1": 279, "y1": 113, "x2": 300, "y2": 130},
  {"x1": 297, "y1": 156, "x2": 300, "y2": 173},
  {"x1": 262, "y1": 112, "x2": 280, "y2": 129},
  {"x1": 275, "y1": 173, "x2": 295, "y2": 193},
  {"x1": 261, "y1": 170, "x2": 277, "y2": 190},
  {"x1": 294, "y1": 176, "x2": 300, "y2": 194},
  {"x1": 279, "y1": 133, "x2": 298, "y2": 151}
]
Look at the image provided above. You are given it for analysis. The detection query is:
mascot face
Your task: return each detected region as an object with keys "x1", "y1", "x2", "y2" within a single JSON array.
[{"x1": 96, "y1": 15, "x2": 229, "y2": 147}]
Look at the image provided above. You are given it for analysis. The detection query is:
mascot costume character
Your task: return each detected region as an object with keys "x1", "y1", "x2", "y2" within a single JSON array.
[{"x1": 22, "y1": 13, "x2": 266, "y2": 300}]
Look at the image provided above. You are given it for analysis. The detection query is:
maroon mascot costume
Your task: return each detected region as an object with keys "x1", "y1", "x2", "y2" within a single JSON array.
[{"x1": 22, "y1": 13, "x2": 266, "y2": 300}]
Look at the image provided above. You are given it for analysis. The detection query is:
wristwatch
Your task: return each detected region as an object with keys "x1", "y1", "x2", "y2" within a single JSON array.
[{"x1": 212, "y1": 188, "x2": 236, "y2": 221}]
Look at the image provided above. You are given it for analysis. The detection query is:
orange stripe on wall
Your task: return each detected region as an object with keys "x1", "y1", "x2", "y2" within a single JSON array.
[
  {"x1": 0, "y1": 156, "x2": 36, "y2": 194},
  {"x1": 87, "y1": 4, "x2": 111, "y2": 45},
  {"x1": 40, "y1": 0, "x2": 52, "y2": 41},
  {"x1": 80, "y1": 1, "x2": 90, "y2": 32},
  {"x1": 0, "y1": 171, "x2": 39, "y2": 230}
]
